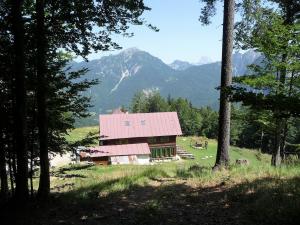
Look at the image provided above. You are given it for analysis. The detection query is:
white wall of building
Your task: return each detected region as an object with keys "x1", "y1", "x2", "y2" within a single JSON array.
[
  {"x1": 137, "y1": 154, "x2": 150, "y2": 165},
  {"x1": 110, "y1": 155, "x2": 130, "y2": 165},
  {"x1": 110, "y1": 154, "x2": 150, "y2": 165},
  {"x1": 50, "y1": 152, "x2": 74, "y2": 167}
]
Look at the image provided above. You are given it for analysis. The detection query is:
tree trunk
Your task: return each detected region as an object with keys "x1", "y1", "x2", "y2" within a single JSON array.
[
  {"x1": 12, "y1": 151, "x2": 17, "y2": 184},
  {"x1": 0, "y1": 136, "x2": 8, "y2": 198},
  {"x1": 213, "y1": 0, "x2": 235, "y2": 169},
  {"x1": 272, "y1": 118, "x2": 282, "y2": 166},
  {"x1": 271, "y1": 36, "x2": 288, "y2": 167},
  {"x1": 260, "y1": 129, "x2": 264, "y2": 152},
  {"x1": 280, "y1": 119, "x2": 288, "y2": 160},
  {"x1": 30, "y1": 132, "x2": 34, "y2": 198},
  {"x1": 36, "y1": 0, "x2": 50, "y2": 199},
  {"x1": 280, "y1": 69, "x2": 295, "y2": 161},
  {"x1": 8, "y1": 154, "x2": 14, "y2": 195},
  {"x1": 271, "y1": 5, "x2": 294, "y2": 166},
  {"x1": 11, "y1": 0, "x2": 29, "y2": 201}
]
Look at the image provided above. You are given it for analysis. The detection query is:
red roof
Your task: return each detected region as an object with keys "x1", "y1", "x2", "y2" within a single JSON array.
[
  {"x1": 88, "y1": 143, "x2": 150, "y2": 157},
  {"x1": 99, "y1": 112, "x2": 182, "y2": 140}
]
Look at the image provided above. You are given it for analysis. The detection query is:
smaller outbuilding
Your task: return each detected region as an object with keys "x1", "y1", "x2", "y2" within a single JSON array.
[{"x1": 80, "y1": 143, "x2": 151, "y2": 165}]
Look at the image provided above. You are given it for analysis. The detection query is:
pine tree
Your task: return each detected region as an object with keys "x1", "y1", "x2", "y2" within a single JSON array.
[
  {"x1": 11, "y1": 0, "x2": 29, "y2": 201},
  {"x1": 35, "y1": 0, "x2": 49, "y2": 199},
  {"x1": 200, "y1": 0, "x2": 235, "y2": 169}
]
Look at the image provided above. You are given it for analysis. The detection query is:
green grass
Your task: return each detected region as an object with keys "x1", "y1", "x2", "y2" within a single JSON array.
[
  {"x1": 19, "y1": 126, "x2": 299, "y2": 225},
  {"x1": 53, "y1": 128, "x2": 296, "y2": 194},
  {"x1": 65, "y1": 126, "x2": 98, "y2": 143},
  {"x1": 42, "y1": 162, "x2": 300, "y2": 225},
  {"x1": 177, "y1": 136, "x2": 270, "y2": 167}
]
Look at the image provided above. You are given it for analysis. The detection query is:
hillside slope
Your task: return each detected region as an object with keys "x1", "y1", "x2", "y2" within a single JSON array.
[{"x1": 5, "y1": 127, "x2": 299, "y2": 225}]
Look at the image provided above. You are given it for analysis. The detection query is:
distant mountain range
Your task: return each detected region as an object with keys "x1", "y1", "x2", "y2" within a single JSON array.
[
  {"x1": 169, "y1": 60, "x2": 193, "y2": 71},
  {"x1": 169, "y1": 56, "x2": 215, "y2": 70},
  {"x1": 71, "y1": 48, "x2": 260, "y2": 125}
]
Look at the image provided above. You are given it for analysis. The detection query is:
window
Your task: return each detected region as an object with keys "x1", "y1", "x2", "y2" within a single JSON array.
[
  {"x1": 117, "y1": 139, "x2": 128, "y2": 144},
  {"x1": 160, "y1": 136, "x2": 169, "y2": 143},
  {"x1": 141, "y1": 120, "x2": 146, "y2": 125},
  {"x1": 151, "y1": 148, "x2": 159, "y2": 158},
  {"x1": 158, "y1": 148, "x2": 162, "y2": 157},
  {"x1": 151, "y1": 150, "x2": 155, "y2": 158},
  {"x1": 124, "y1": 121, "x2": 130, "y2": 126},
  {"x1": 167, "y1": 148, "x2": 171, "y2": 157},
  {"x1": 148, "y1": 137, "x2": 156, "y2": 144},
  {"x1": 150, "y1": 147, "x2": 175, "y2": 158},
  {"x1": 163, "y1": 148, "x2": 167, "y2": 157}
]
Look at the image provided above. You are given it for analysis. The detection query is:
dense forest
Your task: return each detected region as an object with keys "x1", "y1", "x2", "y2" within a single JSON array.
[{"x1": 130, "y1": 91, "x2": 300, "y2": 153}]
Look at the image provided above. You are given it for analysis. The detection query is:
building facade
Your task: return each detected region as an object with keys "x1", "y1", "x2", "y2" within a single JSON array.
[
  {"x1": 102, "y1": 136, "x2": 177, "y2": 159},
  {"x1": 99, "y1": 112, "x2": 182, "y2": 160}
]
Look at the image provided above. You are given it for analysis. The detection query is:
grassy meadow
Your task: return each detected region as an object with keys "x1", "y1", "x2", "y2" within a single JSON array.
[
  {"x1": 6, "y1": 126, "x2": 300, "y2": 225},
  {"x1": 65, "y1": 126, "x2": 99, "y2": 143}
]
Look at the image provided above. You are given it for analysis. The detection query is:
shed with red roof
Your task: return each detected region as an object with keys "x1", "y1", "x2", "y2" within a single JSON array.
[{"x1": 80, "y1": 143, "x2": 151, "y2": 165}]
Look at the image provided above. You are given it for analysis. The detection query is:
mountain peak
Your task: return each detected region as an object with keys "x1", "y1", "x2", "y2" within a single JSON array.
[
  {"x1": 117, "y1": 47, "x2": 146, "y2": 62},
  {"x1": 232, "y1": 50, "x2": 261, "y2": 76},
  {"x1": 120, "y1": 47, "x2": 141, "y2": 55},
  {"x1": 196, "y1": 56, "x2": 214, "y2": 65},
  {"x1": 169, "y1": 60, "x2": 193, "y2": 71}
]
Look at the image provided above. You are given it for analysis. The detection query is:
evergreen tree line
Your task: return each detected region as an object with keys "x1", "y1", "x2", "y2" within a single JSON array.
[
  {"x1": 0, "y1": 0, "x2": 153, "y2": 202},
  {"x1": 131, "y1": 92, "x2": 218, "y2": 138},
  {"x1": 130, "y1": 91, "x2": 300, "y2": 153}
]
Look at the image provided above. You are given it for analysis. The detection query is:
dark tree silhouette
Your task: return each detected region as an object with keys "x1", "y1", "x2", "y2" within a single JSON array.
[
  {"x1": 0, "y1": 136, "x2": 8, "y2": 197},
  {"x1": 11, "y1": 0, "x2": 29, "y2": 201},
  {"x1": 36, "y1": 0, "x2": 49, "y2": 199}
]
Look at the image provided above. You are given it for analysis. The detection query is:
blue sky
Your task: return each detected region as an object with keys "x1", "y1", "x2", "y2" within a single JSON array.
[{"x1": 88, "y1": 0, "x2": 225, "y2": 64}]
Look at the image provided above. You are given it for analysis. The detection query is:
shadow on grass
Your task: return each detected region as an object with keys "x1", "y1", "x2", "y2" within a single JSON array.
[
  {"x1": 176, "y1": 164, "x2": 211, "y2": 178},
  {"x1": 58, "y1": 164, "x2": 94, "y2": 172},
  {"x1": 51, "y1": 173, "x2": 88, "y2": 179},
  {"x1": 2, "y1": 171, "x2": 300, "y2": 225},
  {"x1": 50, "y1": 164, "x2": 94, "y2": 179}
]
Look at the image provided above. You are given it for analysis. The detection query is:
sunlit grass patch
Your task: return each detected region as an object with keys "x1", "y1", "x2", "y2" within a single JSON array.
[{"x1": 65, "y1": 126, "x2": 99, "y2": 143}]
